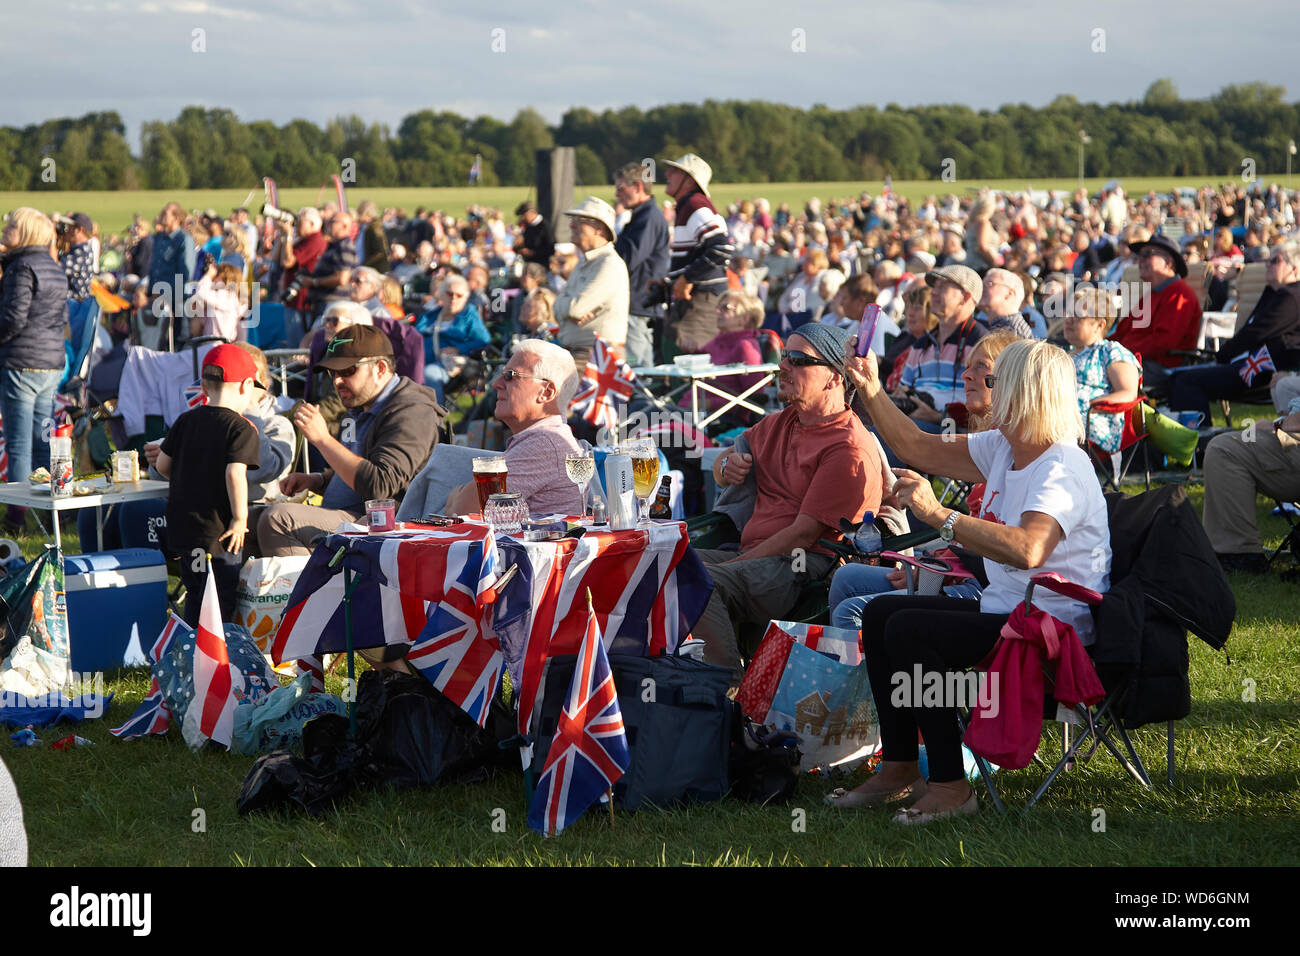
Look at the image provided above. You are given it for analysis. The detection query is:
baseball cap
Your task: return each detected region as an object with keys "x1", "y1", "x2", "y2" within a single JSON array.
[
  {"x1": 316, "y1": 324, "x2": 395, "y2": 370},
  {"x1": 69, "y1": 212, "x2": 93, "y2": 233},
  {"x1": 201, "y1": 343, "x2": 265, "y2": 388}
]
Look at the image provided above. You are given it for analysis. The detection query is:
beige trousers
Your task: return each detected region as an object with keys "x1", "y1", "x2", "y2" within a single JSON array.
[{"x1": 1201, "y1": 427, "x2": 1300, "y2": 554}]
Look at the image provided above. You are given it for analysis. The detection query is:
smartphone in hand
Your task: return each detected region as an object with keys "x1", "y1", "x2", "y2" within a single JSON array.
[{"x1": 856, "y1": 303, "x2": 882, "y2": 357}]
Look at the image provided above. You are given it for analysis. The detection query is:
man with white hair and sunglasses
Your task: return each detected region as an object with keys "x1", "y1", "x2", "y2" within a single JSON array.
[{"x1": 446, "y1": 339, "x2": 584, "y2": 516}]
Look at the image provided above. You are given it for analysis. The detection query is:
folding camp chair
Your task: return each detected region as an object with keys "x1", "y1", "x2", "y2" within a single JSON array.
[
  {"x1": 62, "y1": 297, "x2": 102, "y2": 401},
  {"x1": 961, "y1": 573, "x2": 1158, "y2": 813},
  {"x1": 1267, "y1": 498, "x2": 1300, "y2": 572},
  {"x1": 964, "y1": 485, "x2": 1234, "y2": 811},
  {"x1": 1084, "y1": 396, "x2": 1151, "y2": 491}
]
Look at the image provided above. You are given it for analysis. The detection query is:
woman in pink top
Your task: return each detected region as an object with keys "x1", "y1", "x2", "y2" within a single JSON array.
[{"x1": 679, "y1": 290, "x2": 766, "y2": 426}]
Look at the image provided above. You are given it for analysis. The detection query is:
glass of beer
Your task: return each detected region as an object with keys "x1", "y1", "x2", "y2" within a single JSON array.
[
  {"x1": 471, "y1": 456, "x2": 508, "y2": 514},
  {"x1": 623, "y1": 439, "x2": 659, "y2": 522}
]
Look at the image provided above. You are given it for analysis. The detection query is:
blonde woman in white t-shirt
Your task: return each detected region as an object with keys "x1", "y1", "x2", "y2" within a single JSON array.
[{"x1": 830, "y1": 339, "x2": 1110, "y2": 824}]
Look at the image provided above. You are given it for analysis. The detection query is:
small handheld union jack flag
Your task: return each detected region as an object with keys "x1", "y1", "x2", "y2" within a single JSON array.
[
  {"x1": 184, "y1": 379, "x2": 208, "y2": 409},
  {"x1": 1237, "y1": 345, "x2": 1275, "y2": 386},
  {"x1": 528, "y1": 591, "x2": 630, "y2": 837},
  {"x1": 568, "y1": 335, "x2": 636, "y2": 433}
]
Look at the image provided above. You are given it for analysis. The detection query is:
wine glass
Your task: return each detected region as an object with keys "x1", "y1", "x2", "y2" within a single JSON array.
[
  {"x1": 564, "y1": 443, "x2": 595, "y2": 520},
  {"x1": 623, "y1": 438, "x2": 660, "y2": 522}
]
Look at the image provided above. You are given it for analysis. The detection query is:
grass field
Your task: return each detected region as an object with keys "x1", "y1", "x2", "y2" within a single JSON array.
[
  {"x1": 5, "y1": 437, "x2": 1300, "y2": 866},
  {"x1": 4, "y1": 174, "x2": 1290, "y2": 237}
]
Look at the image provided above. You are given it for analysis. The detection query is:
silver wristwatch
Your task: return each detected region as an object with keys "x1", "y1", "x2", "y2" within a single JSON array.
[{"x1": 939, "y1": 511, "x2": 960, "y2": 543}]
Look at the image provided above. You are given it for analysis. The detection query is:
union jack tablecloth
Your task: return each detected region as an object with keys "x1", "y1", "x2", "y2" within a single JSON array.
[{"x1": 272, "y1": 521, "x2": 712, "y2": 730}]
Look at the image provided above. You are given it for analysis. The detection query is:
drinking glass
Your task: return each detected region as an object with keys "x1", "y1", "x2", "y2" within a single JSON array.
[
  {"x1": 484, "y1": 492, "x2": 527, "y2": 536},
  {"x1": 471, "y1": 456, "x2": 508, "y2": 514},
  {"x1": 564, "y1": 446, "x2": 595, "y2": 519},
  {"x1": 623, "y1": 439, "x2": 660, "y2": 522}
]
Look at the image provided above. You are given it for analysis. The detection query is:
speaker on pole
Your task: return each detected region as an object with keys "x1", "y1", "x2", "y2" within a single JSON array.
[{"x1": 536, "y1": 147, "x2": 576, "y2": 247}]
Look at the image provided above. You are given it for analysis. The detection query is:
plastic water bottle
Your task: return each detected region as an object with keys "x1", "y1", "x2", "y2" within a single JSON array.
[
  {"x1": 853, "y1": 511, "x2": 881, "y2": 557},
  {"x1": 50, "y1": 423, "x2": 74, "y2": 499}
]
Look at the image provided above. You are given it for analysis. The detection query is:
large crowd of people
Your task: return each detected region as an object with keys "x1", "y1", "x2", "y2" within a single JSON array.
[{"x1": 4, "y1": 157, "x2": 1300, "y2": 823}]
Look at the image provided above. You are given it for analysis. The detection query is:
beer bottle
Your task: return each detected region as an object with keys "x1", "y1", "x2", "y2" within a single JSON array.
[{"x1": 649, "y1": 476, "x2": 673, "y2": 520}]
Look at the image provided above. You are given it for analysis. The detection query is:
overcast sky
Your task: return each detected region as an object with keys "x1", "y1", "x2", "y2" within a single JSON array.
[{"x1": 4, "y1": 0, "x2": 1297, "y2": 148}]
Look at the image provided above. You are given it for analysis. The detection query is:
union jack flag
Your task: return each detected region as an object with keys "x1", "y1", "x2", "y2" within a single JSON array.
[
  {"x1": 272, "y1": 525, "x2": 504, "y2": 726},
  {"x1": 183, "y1": 379, "x2": 208, "y2": 408},
  {"x1": 1236, "y1": 344, "x2": 1275, "y2": 386},
  {"x1": 182, "y1": 564, "x2": 236, "y2": 749},
  {"x1": 110, "y1": 613, "x2": 187, "y2": 740},
  {"x1": 491, "y1": 522, "x2": 712, "y2": 750},
  {"x1": 527, "y1": 598, "x2": 629, "y2": 836},
  {"x1": 568, "y1": 335, "x2": 636, "y2": 432}
]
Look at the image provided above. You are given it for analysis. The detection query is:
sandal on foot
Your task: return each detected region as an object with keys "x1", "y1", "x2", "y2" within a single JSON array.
[
  {"x1": 892, "y1": 789, "x2": 978, "y2": 825},
  {"x1": 824, "y1": 777, "x2": 927, "y2": 809}
]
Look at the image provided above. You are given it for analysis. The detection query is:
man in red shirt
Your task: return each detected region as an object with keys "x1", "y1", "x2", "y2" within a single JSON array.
[
  {"x1": 695, "y1": 323, "x2": 882, "y2": 682},
  {"x1": 276, "y1": 207, "x2": 329, "y2": 344},
  {"x1": 1112, "y1": 234, "x2": 1202, "y2": 394}
]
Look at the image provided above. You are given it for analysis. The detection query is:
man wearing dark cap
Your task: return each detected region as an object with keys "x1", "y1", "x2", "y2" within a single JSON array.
[
  {"x1": 58, "y1": 212, "x2": 96, "y2": 300},
  {"x1": 514, "y1": 201, "x2": 553, "y2": 267},
  {"x1": 258, "y1": 325, "x2": 445, "y2": 556},
  {"x1": 696, "y1": 322, "x2": 882, "y2": 683},
  {"x1": 1112, "y1": 234, "x2": 1202, "y2": 393}
]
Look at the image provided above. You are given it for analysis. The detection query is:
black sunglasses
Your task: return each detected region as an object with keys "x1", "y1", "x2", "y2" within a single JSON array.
[
  {"x1": 781, "y1": 348, "x2": 835, "y2": 369},
  {"x1": 984, "y1": 374, "x2": 996, "y2": 388},
  {"x1": 330, "y1": 358, "x2": 376, "y2": 379}
]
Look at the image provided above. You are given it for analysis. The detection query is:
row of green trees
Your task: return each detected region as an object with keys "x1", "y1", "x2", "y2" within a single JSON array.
[{"x1": 2, "y1": 81, "x2": 1295, "y2": 192}]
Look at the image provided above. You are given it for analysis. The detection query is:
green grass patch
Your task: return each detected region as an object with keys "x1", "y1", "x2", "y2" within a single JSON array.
[{"x1": 3, "y1": 175, "x2": 1279, "y2": 237}]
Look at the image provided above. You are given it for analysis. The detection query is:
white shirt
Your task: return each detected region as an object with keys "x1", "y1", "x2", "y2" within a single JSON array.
[{"x1": 966, "y1": 431, "x2": 1110, "y2": 644}]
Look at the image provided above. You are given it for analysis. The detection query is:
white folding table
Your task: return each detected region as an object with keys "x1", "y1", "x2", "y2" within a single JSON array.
[
  {"x1": 630, "y1": 362, "x2": 779, "y2": 430},
  {"x1": 0, "y1": 480, "x2": 171, "y2": 552}
]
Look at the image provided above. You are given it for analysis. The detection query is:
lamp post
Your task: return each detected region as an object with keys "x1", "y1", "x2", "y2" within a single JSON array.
[
  {"x1": 1288, "y1": 139, "x2": 1296, "y2": 191},
  {"x1": 1078, "y1": 130, "x2": 1091, "y2": 189}
]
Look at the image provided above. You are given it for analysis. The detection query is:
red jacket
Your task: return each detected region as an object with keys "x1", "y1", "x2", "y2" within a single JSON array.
[
  {"x1": 963, "y1": 604, "x2": 1106, "y2": 770},
  {"x1": 1113, "y1": 278, "x2": 1202, "y2": 369}
]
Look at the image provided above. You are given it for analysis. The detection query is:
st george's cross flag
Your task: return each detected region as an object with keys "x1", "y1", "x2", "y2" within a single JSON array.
[
  {"x1": 527, "y1": 596, "x2": 629, "y2": 836},
  {"x1": 181, "y1": 563, "x2": 237, "y2": 749},
  {"x1": 568, "y1": 334, "x2": 636, "y2": 433},
  {"x1": 1235, "y1": 344, "x2": 1275, "y2": 386},
  {"x1": 109, "y1": 613, "x2": 187, "y2": 740}
]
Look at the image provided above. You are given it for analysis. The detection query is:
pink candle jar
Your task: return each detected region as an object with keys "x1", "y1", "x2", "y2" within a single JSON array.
[{"x1": 366, "y1": 498, "x2": 396, "y2": 533}]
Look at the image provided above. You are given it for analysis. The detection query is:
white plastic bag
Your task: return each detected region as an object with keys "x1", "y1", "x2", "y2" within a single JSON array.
[{"x1": 235, "y1": 556, "x2": 310, "y2": 669}]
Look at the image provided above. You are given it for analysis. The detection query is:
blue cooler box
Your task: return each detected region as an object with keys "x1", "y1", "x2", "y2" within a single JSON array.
[{"x1": 65, "y1": 549, "x2": 169, "y2": 672}]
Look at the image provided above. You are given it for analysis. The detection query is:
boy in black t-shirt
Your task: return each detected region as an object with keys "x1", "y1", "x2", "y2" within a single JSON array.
[{"x1": 155, "y1": 344, "x2": 262, "y2": 625}]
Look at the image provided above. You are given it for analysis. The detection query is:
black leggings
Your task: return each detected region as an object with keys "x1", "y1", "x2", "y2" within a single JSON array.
[{"x1": 861, "y1": 595, "x2": 1008, "y2": 783}]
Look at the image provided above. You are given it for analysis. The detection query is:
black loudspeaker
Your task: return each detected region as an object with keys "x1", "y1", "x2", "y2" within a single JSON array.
[{"x1": 536, "y1": 147, "x2": 575, "y2": 245}]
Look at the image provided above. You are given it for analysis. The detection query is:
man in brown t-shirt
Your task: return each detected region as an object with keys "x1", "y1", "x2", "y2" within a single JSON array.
[{"x1": 696, "y1": 324, "x2": 882, "y2": 681}]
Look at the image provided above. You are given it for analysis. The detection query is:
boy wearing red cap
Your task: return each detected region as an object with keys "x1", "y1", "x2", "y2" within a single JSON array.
[{"x1": 154, "y1": 344, "x2": 262, "y2": 625}]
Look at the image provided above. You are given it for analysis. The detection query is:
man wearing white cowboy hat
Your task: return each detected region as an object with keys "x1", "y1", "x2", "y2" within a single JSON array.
[
  {"x1": 554, "y1": 196, "x2": 630, "y2": 368},
  {"x1": 659, "y1": 153, "x2": 734, "y2": 360}
]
